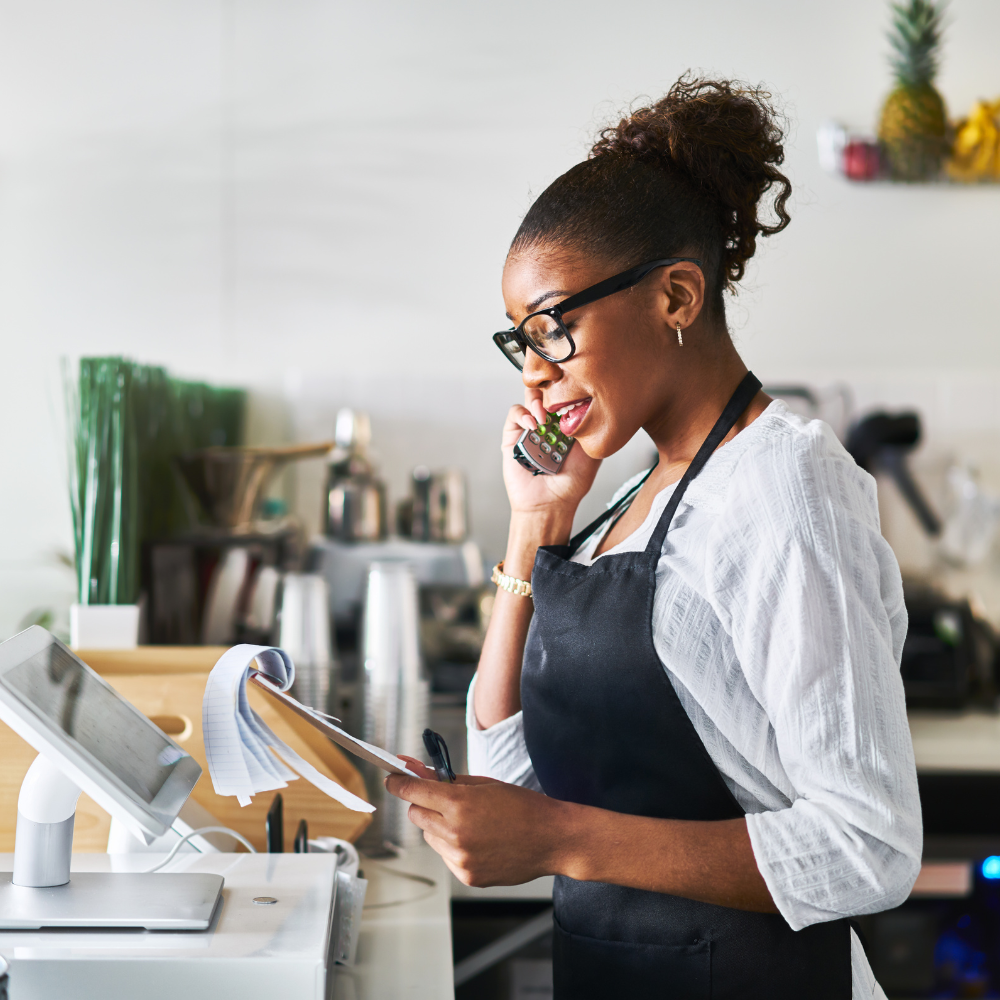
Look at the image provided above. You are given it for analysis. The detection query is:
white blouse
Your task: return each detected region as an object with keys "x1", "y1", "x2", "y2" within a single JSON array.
[{"x1": 467, "y1": 400, "x2": 921, "y2": 999}]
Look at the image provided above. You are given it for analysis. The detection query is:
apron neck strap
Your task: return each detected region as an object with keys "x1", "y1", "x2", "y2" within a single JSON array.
[
  {"x1": 563, "y1": 372, "x2": 762, "y2": 560},
  {"x1": 565, "y1": 465, "x2": 657, "y2": 558},
  {"x1": 644, "y1": 371, "x2": 762, "y2": 556}
]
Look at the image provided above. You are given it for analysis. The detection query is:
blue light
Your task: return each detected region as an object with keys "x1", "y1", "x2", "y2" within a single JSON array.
[{"x1": 981, "y1": 856, "x2": 1000, "y2": 879}]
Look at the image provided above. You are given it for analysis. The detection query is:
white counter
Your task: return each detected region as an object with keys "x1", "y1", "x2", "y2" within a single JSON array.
[{"x1": 336, "y1": 845, "x2": 454, "y2": 1000}]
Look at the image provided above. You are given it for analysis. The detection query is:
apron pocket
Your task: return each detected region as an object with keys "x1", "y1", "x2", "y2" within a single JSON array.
[{"x1": 553, "y1": 917, "x2": 710, "y2": 1000}]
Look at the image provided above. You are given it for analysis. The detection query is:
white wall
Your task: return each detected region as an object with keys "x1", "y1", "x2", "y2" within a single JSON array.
[{"x1": 1, "y1": 0, "x2": 998, "y2": 639}]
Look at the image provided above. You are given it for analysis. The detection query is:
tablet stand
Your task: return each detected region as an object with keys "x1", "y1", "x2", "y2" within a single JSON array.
[
  {"x1": 0, "y1": 754, "x2": 223, "y2": 930},
  {"x1": 13, "y1": 754, "x2": 79, "y2": 887}
]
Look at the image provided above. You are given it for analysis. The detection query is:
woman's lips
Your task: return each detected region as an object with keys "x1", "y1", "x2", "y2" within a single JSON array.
[{"x1": 556, "y1": 398, "x2": 591, "y2": 436}]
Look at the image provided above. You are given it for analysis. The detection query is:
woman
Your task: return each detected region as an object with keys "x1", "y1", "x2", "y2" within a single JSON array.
[{"x1": 387, "y1": 76, "x2": 921, "y2": 999}]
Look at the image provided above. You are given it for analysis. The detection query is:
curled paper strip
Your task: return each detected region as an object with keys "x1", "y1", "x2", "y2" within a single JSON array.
[{"x1": 202, "y1": 644, "x2": 374, "y2": 813}]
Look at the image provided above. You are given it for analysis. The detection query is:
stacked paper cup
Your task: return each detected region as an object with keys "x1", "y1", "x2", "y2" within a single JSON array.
[
  {"x1": 279, "y1": 573, "x2": 337, "y2": 715},
  {"x1": 356, "y1": 561, "x2": 429, "y2": 853}
]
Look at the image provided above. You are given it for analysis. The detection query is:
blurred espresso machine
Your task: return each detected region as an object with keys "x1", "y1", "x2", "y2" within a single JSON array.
[{"x1": 311, "y1": 410, "x2": 484, "y2": 634}]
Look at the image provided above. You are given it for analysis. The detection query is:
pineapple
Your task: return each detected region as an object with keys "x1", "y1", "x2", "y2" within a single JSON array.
[{"x1": 877, "y1": 0, "x2": 949, "y2": 181}]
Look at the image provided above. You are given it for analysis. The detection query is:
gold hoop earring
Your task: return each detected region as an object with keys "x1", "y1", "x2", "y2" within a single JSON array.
[{"x1": 676, "y1": 324, "x2": 683, "y2": 347}]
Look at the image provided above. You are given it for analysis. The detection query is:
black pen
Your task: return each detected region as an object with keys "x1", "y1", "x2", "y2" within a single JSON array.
[{"x1": 422, "y1": 728, "x2": 456, "y2": 783}]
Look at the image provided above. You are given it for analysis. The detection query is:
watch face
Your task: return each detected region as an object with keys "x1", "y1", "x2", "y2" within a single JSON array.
[{"x1": 514, "y1": 414, "x2": 575, "y2": 475}]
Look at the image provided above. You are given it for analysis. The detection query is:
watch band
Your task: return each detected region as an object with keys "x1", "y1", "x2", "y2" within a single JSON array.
[{"x1": 491, "y1": 561, "x2": 532, "y2": 598}]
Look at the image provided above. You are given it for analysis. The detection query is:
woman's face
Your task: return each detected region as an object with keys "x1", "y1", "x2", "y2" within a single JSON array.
[{"x1": 501, "y1": 249, "x2": 697, "y2": 459}]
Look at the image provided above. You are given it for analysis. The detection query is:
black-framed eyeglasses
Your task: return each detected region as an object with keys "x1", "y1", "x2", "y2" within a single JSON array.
[{"x1": 493, "y1": 257, "x2": 702, "y2": 372}]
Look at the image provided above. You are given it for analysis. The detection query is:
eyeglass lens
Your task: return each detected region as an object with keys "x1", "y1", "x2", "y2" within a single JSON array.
[
  {"x1": 522, "y1": 312, "x2": 571, "y2": 361},
  {"x1": 494, "y1": 312, "x2": 574, "y2": 372},
  {"x1": 496, "y1": 333, "x2": 527, "y2": 370}
]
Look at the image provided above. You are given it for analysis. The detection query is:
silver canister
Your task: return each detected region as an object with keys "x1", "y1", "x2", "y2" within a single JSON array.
[
  {"x1": 408, "y1": 467, "x2": 468, "y2": 542},
  {"x1": 325, "y1": 475, "x2": 388, "y2": 542},
  {"x1": 356, "y1": 561, "x2": 429, "y2": 853},
  {"x1": 278, "y1": 573, "x2": 338, "y2": 715},
  {"x1": 323, "y1": 409, "x2": 389, "y2": 542}
]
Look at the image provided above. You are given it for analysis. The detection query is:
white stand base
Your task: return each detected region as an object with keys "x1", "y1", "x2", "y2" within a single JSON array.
[
  {"x1": 0, "y1": 871, "x2": 223, "y2": 929},
  {"x1": 9, "y1": 755, "x2": 223, "y2": 929}
]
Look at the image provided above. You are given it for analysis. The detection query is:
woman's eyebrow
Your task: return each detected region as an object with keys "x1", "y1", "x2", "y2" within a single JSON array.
[{"x1": 517, "y1": 290, "x2": 569, "y2": 317}]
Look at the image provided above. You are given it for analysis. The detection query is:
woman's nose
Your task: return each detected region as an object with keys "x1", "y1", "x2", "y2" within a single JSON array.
[{"x1": 521, "y1": 349, "x2": 561, "y2": 390}]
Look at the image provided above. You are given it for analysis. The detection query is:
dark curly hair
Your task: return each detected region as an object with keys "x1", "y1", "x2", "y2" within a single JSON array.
[{"x1": 509, "y1": 75, "x2": 792, "y2": 322}]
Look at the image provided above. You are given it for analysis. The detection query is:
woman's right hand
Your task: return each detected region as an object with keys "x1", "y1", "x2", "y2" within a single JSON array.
[
  {"x1": 476, "y1": 389, "x2": 601, "y2": 729},
  {"x1": 501, "y1": 389, "x2": 601, "y2": 520}
]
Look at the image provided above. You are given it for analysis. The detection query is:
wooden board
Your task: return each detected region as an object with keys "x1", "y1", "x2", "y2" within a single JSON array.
[
  {"x1": 75, "y1": 647, "x2": 229, "y2": 675},
  {"x1": 0, "y1": 659, "x2": 371, "y2": 853}
]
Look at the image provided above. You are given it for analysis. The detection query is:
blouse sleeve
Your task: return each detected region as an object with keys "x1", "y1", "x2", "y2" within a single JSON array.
[
  {"x1": 465, "y1": 673, "x2": 543, "y2": 790},
  {"x1": 709, "y1": 423, "x2": 922, "y2": 930}
]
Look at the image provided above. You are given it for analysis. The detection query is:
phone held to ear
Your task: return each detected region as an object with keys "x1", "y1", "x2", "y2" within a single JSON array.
[{"x1": 514, "y1": 411, "x2": 576, "y2": 475}]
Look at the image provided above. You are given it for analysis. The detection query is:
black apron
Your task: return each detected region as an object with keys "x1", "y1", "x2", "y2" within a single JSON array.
[{"x1": 520, "y1": 372, "x2": 851, "y2": 999}]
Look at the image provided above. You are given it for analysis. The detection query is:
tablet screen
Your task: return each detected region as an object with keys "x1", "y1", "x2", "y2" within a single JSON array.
[{"x1": 1, "y1": 644, "x2": 184, "y2": 804}]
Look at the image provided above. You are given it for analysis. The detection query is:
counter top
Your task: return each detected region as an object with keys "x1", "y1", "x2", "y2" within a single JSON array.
[
  {"x1": 339, "y1": 845, "x2": 454, "y2": 1000},
  {"x1": 910, "y1": 709, "x2": 1000, "y2": 771},
  {"x1": 450, "y1": 874, "x2": 554, "y2": 901}
]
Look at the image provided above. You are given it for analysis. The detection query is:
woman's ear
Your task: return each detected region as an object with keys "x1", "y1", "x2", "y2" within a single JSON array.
[{"x1": 655, "y1": 263, "x2": 706, "y2": 332}]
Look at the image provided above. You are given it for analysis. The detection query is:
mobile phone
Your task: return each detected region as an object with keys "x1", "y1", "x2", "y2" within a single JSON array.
[{"x1": 513, "y1": 412, "x2": 576, "y2": 475}]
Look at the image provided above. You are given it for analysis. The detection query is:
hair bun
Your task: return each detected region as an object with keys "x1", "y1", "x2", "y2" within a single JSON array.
[{"x1": 591, "y1": 75, "x2": 791, "y2": 286}]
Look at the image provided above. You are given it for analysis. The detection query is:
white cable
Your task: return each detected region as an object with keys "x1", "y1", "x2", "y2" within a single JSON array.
[
  {"x1": 359, "y1": 857, "x2": 437, "y2": 909},
  {"x1": 142, "y1": 826, "x2": 257, "y2": 873}
]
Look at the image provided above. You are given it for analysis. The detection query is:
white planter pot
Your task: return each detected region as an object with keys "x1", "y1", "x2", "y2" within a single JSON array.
[{"x1": 69, "y1": 604, "x2": 140, "y2": 650}]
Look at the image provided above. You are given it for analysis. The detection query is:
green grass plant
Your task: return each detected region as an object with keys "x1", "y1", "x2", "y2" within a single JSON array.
[{"x1": 65, "y1": 357, "x2": 245, "y2": 605}]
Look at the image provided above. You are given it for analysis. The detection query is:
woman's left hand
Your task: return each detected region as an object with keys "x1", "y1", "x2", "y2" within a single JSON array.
[{"x1": 386, "y1": 758, "x2": 570, "y2": 887}]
